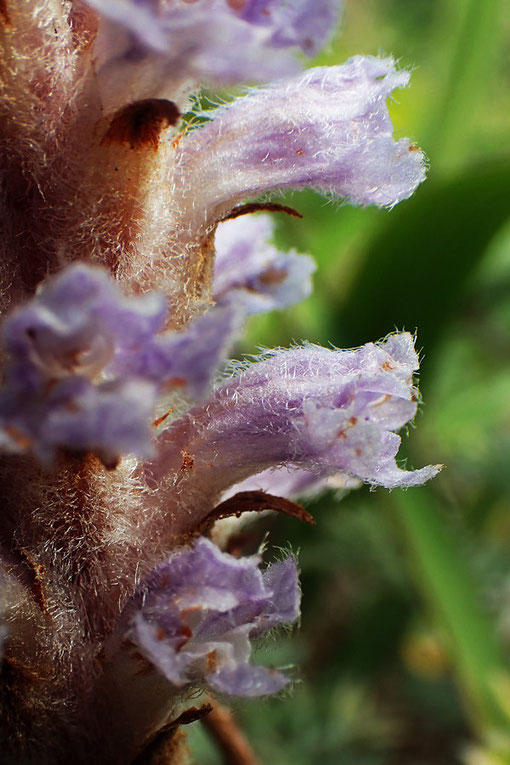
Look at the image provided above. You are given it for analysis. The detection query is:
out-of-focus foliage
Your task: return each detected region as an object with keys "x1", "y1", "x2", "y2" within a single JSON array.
[{"x1": 188, "y1": 1, "x2": 510, "y2": 762}]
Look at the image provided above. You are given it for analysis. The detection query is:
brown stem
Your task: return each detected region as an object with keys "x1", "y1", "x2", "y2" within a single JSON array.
[{"x1": 201, "y1": 701, "x2": 261, "y2": 765}]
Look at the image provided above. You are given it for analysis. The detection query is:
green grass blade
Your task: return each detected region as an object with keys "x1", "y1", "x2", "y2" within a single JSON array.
[
  {"x1": 392, "y1": 488, "x2": 510, "y2": 735},
  {"x1": 425, "y1": 0, "x2": 504, "y2": 170}
]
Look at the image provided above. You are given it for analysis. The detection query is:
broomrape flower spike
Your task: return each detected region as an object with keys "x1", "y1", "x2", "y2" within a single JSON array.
[{"x1": 0, "y1": 1, "x2": 439, "y2": 762}]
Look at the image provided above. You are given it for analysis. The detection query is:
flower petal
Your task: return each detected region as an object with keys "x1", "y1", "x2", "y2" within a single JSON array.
[
  {"x1": 208, "y1": 663, "x2": 289, "y2": 696},
  {"x1": 85, "y1": 0, "x2": 343, "y2": 106},
  {"x1": 129, "y1": 538, "x2": 299, "y2": 695},
  {"x1": 0, "y1": 265, "x2": 237, "y2": 462},
  {"x1": 175, "y1": 56, "x2": 426, "y2": 236},
  {"x1": 240, "y1": 0, "x2": 343, "y2": 56},
  {"x1": 148, "y1": 334, "x2": 440, "y2": 520},
  {"x1": 214, "y1": 215, "x2": 315, "y2": 314}
]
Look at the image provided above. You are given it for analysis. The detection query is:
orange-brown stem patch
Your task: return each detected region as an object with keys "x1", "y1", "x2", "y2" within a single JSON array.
[
  {"x1": 201, "y1": 701, "x2": 261, "y2": 765},
  {"x1": 0, "y1": 0, "x2": 11, "y2": 25}
]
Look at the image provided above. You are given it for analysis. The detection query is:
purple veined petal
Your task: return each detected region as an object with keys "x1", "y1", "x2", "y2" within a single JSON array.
[
  {"x1": 133, "y1": 615, "x2": 190, "y2": 687},
  {"x1": 41, "y1": 377, "x2": 157, "y2": 465},
  {"x1": 0, "y1": 264, "x2": 164, "y2": 462},
  {"x1": 36, "y1": 263, "x2": 168, "y2": 348},
  {"x1": 218, "y1": 466, "x2": 335, "y2": 502},
  {"x1": 258, "y1": 556, "x2": 300, "y2": 631},
  {"x1": 193, "y1": 557, "x2": 300, "y2": 643},
  {"x1": 213, "y1": 215, "x2": 316, "y2": 315},
  {"x1": 298, "y1": 400, "x2": 437, "y2": 488},
  {"x1": 86, "y1": 4, "x2": 293, "y2": 113},
  {"x1": 138, "y1": 537, "x2": 267, "y2": 611},
  {"x1": 128, "y1": 538, "x2": 300, "y2": 696},
  {"x1": 0, "y1": 375, "x2": 157, "y2": 465},
  {"x1": 147, "y1": 334, "x2": 441, "y2": 523},
  {"x1": 0, "y1": 263, "x2": 237, "y2": 463},
  {"x1": 2, "y1": 265, "x2": 167, "y2": 383},
  {"x1": 175, "y1": 56, "x2": 426, "y2": 236}
]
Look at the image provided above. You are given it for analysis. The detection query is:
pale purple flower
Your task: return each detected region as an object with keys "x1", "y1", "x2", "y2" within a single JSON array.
[
  {"x1": 129, "y1": 537, "x2": 299, "y2": 696},
  {"x1": 85, "y1": 0, "x2": 343, "y2": 110},
  {"x1": 148, "y1": 334, "x2": 440, "y2": 531},
  {"x1": 240, "y1": 0, "x2": 343, "y2": 56},
  {"x1": 214, "y1": 214, "x2": 316, "y2": 314},
  {"x1": 174, "y1": 56, "x2": 426, "y2": 244},
  {"x1": 0, "y1": 264, "x2": 238, "y2": 463}
]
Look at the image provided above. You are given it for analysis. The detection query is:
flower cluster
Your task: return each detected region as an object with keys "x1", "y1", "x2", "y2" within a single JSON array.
[{"x1": 0, "y1": 1, "x2": 439, "y2": 763}]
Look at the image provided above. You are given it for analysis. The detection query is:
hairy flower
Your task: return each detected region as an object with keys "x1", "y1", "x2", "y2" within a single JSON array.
[
  {"x1": 149, "y1": 333, "x2": 440, "y2": 532},
  {"x1": 85, "y1": 0, "x2": 343, "y2": 106},
  {"x1": 129, "y1": 537, "x2": 299, "y2": 696},
  {"x1": 175, "y1": 56, "x2": 426, "y2": 238},
  {"x1": 0, "y1": 264, "x2": 238, "y2": 463},
  {"x1": 214, "y1": 214, "x2": 316, "y2": 314}
]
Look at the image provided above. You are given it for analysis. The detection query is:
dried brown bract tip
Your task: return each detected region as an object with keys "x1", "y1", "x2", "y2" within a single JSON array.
[
  {"x1": 103, "y1": 99, "x2": 182, "y2": 151},
  {"x1": 201, "y1": 490, "x2": 316, "y2": 535},
  {"x1": 221, "y1": 202, "x2": 303, "y2": 223}
]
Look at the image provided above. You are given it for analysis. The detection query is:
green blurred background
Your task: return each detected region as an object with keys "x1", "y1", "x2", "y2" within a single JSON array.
[{"x1": 189, "y1": 1, "x2": 510, "y2": 762}]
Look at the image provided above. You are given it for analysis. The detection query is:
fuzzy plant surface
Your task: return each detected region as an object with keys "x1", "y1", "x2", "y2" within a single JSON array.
[{"x1": 0, "y1": 1, "x2": 440, "y2": 763}]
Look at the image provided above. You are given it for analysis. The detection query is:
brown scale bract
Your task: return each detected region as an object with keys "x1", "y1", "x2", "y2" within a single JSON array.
[{"x1": 103, "y1": 99, "x2": 181, "y2": 152}]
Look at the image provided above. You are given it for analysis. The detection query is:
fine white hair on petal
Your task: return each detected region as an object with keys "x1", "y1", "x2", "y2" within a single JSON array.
[
  {"x1": 173, "y1": 56, "x2": 426, "y2": 235},
  {"x1": 146, "y1": 333, "x2": 441, "y2": 535}
]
